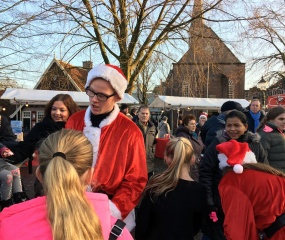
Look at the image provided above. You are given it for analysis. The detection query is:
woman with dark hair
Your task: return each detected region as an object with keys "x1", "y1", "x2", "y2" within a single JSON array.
[
  {"x1": 6, "y1": 94, "x2": 80, "y2": 197},
  {"x1": 7, "y1": 94, "x2": 80, "y2": 165},
  {"x1": 175, "y1": 114, "x2": 204, "y2": 181},
  {"x1": 257, "y1": 106, "x2": 285, "y2": 171},
  {"x1": 199, "y1": 110, "x2": 268, "y2": 240},
  {"x1": 218, "y1": 145, "x2": 285, "y2": 240}
]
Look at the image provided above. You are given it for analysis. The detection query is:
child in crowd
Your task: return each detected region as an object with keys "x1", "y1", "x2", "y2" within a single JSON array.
[
  {"x1": 217, "y1": 139, "x2": 285, "y2": 239},
  {"x1": 136, "y1": 137, "x2": 207, "y2": 240},
  {"x1": 0, "y1": 143, "x2": 27, "y2": 210},
  {"x1": 0, "y1": 129, "x2": 133, "y2": 240}
]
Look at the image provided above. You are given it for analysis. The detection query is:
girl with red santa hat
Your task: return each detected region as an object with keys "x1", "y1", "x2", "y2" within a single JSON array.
[
  {"x1": 218, "y1": 139, "x2": 285, "y2": 239},
  {"x1": 199, "y1": 110, "x2": 268, "y2": 240}
]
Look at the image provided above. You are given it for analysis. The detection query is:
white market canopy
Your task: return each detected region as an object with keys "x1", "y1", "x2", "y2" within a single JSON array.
[
  {"x1": 1, "y1": 88, "x2": 139, "y2": 106},
  {"x1": 149, "y1": 95, "x2": 250, "y2": 110}
]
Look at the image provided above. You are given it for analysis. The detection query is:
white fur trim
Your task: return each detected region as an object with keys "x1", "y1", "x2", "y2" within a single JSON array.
[
  {"x1": 233, "y1": 164, "x2": 243, "y2": 174},
  {"x1": 83, "y1": 104, "x2": 120, "y2": 167},
  {"x1": 85, "y1": 65, "x2": 128, "y2": 99},
  {"x1": 109, "y1": 200, "x2": 122, "y2": 219},
  {"x1": 123, "y1": 209, "x2": 136, "y2": 231},
  {"x1": 218, "y1": 153, "x2": 229, "y2": 170},
  {"x1": 242, "y1": 151, "x2": 257, "y2": 164}
]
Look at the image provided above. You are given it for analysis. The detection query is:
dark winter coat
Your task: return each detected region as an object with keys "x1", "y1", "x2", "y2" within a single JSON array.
[
  {"x1": 200, "y1": 114, "x2": 226, "y2": 148},
  {"x1": 258, "y1": 122, "x2": 285, "y2": 172},
  {"x1": 135, "y1": 120, "x2": 156, "y2": 173},
  {"x1": 175, "y1": 125, "x2": 205, "y2": 182},
  {"x1": 0, "y1": 114, "x2": 16, "y2": 144},
  {"x1": 199, "y1": 130, "x2": 268, "y2": 209},
  {"x1": 7, "y1": 116, "x2": 66, "y2": 164},
  {"x1": 244, "y1": 109, "x2": 265, "y2": 133}
]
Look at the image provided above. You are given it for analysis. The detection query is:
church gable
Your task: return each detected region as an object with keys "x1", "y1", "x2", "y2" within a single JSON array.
[
  {"x1": 179, "y1": 24, "x2": 241, "y2": 65},
  {"x1": 34, "y1": 58, "x2": 88, "y2": 91}
]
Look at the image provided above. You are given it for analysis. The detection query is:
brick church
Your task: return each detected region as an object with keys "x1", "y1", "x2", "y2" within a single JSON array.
[{"x1": 164, "y1": 0, "x2": 245, "y2": 99}]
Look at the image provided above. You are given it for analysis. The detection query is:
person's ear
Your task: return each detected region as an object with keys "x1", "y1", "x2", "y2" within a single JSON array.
[{"x1": 35, "y1": 167, "x2": 43, "y2": 184}]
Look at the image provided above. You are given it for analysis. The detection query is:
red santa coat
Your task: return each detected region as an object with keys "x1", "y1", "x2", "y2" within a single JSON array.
[
  {"x1": 219, "y1": 169, "x2": 285, "y2": 240},
  {"x1": 65, "y1": 104, "x2": 147, "y2": 221}
]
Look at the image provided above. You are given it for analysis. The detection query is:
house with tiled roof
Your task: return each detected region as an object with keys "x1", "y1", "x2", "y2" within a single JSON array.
[
  {"x1": 20, "y1": 58, "x2": 92, "y2": 130},
  {"x1": 34, "y1": 58, "x2": 91, "y2": 91}
]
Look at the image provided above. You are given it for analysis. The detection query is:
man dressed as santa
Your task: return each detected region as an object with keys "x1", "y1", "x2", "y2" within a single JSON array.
[{"x1": 66, "y1": 64, "x2": 148, "y2": 231}]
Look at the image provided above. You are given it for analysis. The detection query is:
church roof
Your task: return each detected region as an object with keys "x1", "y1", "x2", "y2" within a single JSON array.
[{"x1": 178, "y1": 23, "x2": 242, "y2": 64}]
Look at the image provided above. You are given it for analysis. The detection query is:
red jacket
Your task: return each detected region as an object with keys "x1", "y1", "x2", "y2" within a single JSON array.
[
  {"x1": 219, "y1": 169, "x2": 285, "y2": 240},
  {"x1": 65, "y1": 105, "x2": 147, "y2": 220}
]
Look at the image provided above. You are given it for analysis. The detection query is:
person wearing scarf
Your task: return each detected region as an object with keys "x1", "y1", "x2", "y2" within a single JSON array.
[{"x1": 244, "y1": 99, "x2": 265, "y2": 133}]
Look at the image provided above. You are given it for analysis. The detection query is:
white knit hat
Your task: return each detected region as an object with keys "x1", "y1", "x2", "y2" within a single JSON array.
[{"x1": 85, "y1": 64, "x2": 128, "y2": 99}]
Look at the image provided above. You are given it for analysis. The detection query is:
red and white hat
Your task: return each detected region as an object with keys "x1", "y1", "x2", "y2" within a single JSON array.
[
  {"x1": 199, "y1": 112, "x2": 208, "y2": 120},
  {"x1": 85, "y1": 64, "x2": 128, "y2": 99},
  {"x1": 216, "y1": 140, "x2": 257, "y2": 174}
]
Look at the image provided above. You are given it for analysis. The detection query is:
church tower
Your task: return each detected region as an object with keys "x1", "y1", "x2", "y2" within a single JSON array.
[{"x1": 165, "y1": 0, "x2": 245, "y2": 99}]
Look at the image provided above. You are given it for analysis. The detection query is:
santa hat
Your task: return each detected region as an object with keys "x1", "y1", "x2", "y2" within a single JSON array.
[
  {"x1": 199, "y1": 112, "x2": 208, "y2": 120},
  {"x1": 85, "y1": 64, "x2": 128, "y2": 99},
  {"x1": 216, "y1": 140, "x2": 257, "y2": 174}
]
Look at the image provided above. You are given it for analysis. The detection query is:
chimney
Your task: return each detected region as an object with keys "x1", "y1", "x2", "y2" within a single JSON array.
[{"x1": 83, "y1": 61, "x2": 93, "y2": 70}]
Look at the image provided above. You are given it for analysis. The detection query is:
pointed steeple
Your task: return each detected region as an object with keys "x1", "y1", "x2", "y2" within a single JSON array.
[{"x1": 192, "y1": 0, "x2": 204, "y2": 27}]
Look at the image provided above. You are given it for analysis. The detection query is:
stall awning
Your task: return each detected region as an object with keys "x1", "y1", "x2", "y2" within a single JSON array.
[
  {"x1": 1, "y1": 88, "x2": 139, "y2": 106},
  {"x1": 149, "y1": 95, "x2": 249, "y2": 110}
]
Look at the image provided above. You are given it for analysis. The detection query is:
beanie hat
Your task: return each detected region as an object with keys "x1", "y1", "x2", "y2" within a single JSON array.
[
  {"x1": 221, "y1": 101, "x2": 244, "y2": 112},
  {"x1": 120, "y1": 103, "x2": 128, "y2": 111},
  {"x1": 199, "y1": 112, "x2": 208, "y2": 120},
  {"x1": 216, "y1": 140, "x2": 257, "y2": 174},
  {"x1": 85, "y1": 64, "x2": 128, "y2": 99}
]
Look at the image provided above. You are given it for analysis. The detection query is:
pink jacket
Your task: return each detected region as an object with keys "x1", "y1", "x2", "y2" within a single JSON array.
[{"x1": 0, "y1": 192, "x2": 133, "y2": 240}]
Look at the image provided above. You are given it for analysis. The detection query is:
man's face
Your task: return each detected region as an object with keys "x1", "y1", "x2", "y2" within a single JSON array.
[
  {"x1": 88, "y1": 78, "x2": 120, "y2": 115},
  {"x1": 138, "y1": 108, "x2": 150, "y2": 124},
  {"x1": 250, "y1": 100, "x2": 261, "y2": 114}
]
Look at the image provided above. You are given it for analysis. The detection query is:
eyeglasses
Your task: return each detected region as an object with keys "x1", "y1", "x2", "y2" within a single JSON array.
[{"x1": 85, "y1": 87, "x2": 116, "y2": 102}]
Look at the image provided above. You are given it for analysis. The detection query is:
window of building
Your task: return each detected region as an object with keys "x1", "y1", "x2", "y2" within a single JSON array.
[
  {"x1": 228, "y1": 79, "x2": 234, "y2": 98},
  {"x1": 182, "y1": 82, "x2": 190, "y2": 97},
  {"x1": 37, "y1": 111, "x2": 44, "y2": 122},
  {"x1": 23, "y1": 111, "x2": 31, "y2": 118}
]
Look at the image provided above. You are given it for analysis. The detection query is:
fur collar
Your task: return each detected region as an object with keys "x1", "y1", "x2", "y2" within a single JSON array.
[{"x1": 83, "y1": 104, "x2": 120, "y2": 167}]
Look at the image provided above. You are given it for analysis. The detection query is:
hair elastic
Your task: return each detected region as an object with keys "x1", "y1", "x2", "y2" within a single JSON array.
[{"x1": 53, "y1": 152, "x2": 66, "y2": 160}]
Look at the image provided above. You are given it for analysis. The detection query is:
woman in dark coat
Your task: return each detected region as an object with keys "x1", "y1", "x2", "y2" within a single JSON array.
[
  {"x1": 7, "y1": 94, "x2": 80, "y2": 196},
  {"x1": 199, "y1": 110, "x2": 268, "y2": 240},
  {"x1": 175, "y1": 114, "x2": 204, "y2": 182},
  {"x1": 257, "y1": 106, "x2": 285, "y2": 172},
  {"x1": 7, "y1": 94, "x2": 80, "y2": 164}
]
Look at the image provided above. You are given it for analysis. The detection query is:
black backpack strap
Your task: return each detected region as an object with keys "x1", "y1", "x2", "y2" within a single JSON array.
[{"x1": 109, "y1": 219, "x2": 126, "y2": 240}]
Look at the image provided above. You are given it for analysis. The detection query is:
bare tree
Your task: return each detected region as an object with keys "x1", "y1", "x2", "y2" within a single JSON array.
[
  {"x1": 0, "y1": 0, "x2": 46, "y2": 87},
  {"x1": 33, "y1": 0, "x2": 224, "y2": 94}
]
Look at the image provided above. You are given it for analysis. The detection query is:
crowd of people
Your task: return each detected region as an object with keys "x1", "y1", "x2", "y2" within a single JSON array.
[{"x1": 0, "y1": 64, "x2": 284, "y2": 239}]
